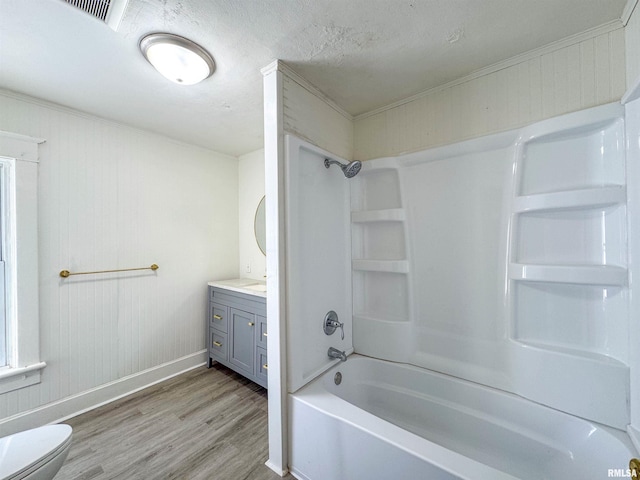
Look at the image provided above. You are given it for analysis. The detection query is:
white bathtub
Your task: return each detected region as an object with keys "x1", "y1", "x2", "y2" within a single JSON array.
[{"x1": 289, "y1": 355, "x2": 637, "y2": 480}]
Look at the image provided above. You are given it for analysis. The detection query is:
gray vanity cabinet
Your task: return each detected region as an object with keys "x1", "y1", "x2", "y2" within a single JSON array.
[{"x1": 208, "y1": 286, "x2": 267, "y2": 388}]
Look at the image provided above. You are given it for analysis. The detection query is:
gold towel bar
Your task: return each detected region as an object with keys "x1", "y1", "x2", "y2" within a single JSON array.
[{"x1": 60, "y1": 264, "x2": 159, "y2": 278}]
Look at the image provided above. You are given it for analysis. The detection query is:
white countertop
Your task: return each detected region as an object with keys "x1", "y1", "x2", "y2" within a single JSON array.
[{"x1": 208, "y1": 278, "x2": 267, "y2": 298}]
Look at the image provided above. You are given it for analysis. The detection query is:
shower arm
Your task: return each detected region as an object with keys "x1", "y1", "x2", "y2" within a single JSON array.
[{"x1": 324, "y1": 159, "x2": 343, "y2": 168}]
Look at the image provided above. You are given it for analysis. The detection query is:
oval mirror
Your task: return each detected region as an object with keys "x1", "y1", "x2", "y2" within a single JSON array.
[{"x1": 254, "y1": 196, "x2": 266, "y2": 256}]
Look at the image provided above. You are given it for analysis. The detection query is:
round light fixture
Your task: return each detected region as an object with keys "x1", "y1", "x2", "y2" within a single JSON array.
[{"x1": 139, "y1": 33, "x2": 215, "y2": 85}]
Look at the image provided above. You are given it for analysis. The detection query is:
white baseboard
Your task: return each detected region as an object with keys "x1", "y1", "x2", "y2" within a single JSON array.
[
  {"x1": 0, "y1": 350, "x2": 207, "y2": 436},
  {"x1": 265, "y1": 459, "x2": 290, "y2": 477},
  {"x1": 288, "y1": 466, "x2": 309, "y2": 480}
]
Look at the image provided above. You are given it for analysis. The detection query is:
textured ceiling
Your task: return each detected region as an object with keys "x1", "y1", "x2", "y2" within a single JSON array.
[{"x1": 0, "y1": 0, "x2": 629, "y2": 156}]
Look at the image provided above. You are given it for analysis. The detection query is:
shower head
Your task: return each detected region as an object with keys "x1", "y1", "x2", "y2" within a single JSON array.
[
  {"x1": 343, "y1": 160, "x2": 362, "y2": 178},
  {"x1": 324, "y1": 158, "x2": 362, "y2": 178}
]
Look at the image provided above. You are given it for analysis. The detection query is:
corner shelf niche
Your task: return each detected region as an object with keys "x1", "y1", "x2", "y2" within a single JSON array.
[
  {"x1": 351, "y1": 165, "x2": 411, "y2": 328},
  {"x1": 506, "y1": 104, "x2": 630, "y2": 428},
  {"x1": 509, "y1": 104, "x2": 628, "y2": 365}
]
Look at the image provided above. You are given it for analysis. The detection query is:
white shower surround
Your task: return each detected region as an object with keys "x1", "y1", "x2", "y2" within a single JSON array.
[
  {"x1": 285, "y1": 99, "x2": 639, "y2": 478},
  {"x1": 351, "y1": 102, "x2": 629, "y2": 429},
  {"x1": 285, "y1": 135, "x2": 353, "y2": 393}
]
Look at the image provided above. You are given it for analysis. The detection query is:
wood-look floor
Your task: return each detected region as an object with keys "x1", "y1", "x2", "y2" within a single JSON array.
[{"x1": 56, "y1": 364, "x2": 295, "y2": 480}]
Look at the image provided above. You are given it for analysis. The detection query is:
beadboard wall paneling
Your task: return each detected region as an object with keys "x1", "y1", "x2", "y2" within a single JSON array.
[
  {"x1": 283, "y1": 74, "x2": 354, "y2": 162},
  {"x1": 354, "y1": 27, "x2": 627, "y2": 160},
  {"x1": 0, "y1": 91, "x2": 239, "y2": 425},
  {"x1": 239, "y1": 148, "x2": 266, "y2": 280},
  {"x1": 627, "y1": 3, "x2": 640, "y2": 86}
]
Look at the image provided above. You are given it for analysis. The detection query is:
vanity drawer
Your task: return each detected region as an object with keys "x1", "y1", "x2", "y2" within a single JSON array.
[
  {"x1": 255, "y1": 346, "x2": 268, "y2": 386},
  {"x1": 210, "y1": 303, "x2": 228, "y2": 333},
  {"x1": 257, "y1": 315, "x2": 267, "y2": 349},
  {"x1": 210, "y1": 330, "x2": 228, "y2": 361}
]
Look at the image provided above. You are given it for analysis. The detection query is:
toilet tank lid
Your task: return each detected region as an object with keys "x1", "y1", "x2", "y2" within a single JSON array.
[{"x1": 0, "y1": 424, "x2": 72, "y2": 478}]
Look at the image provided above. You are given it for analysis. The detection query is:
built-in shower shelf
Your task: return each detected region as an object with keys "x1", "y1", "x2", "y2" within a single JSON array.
[
  {"x1": 352, "y1": 260, "x2": 409, "y2": 273},
  {"x1": 515, "y1": 339, "x2": 629, "y2": 368},
  {"x1": 509, "y1": 263, "x2": 627, "y2": 286},
  {"x1": 513, "y1": 186, "x2": 625, "y2": 213},
  {"x1": 351, "y1": 208, "x2": 406, "y2": 223}
]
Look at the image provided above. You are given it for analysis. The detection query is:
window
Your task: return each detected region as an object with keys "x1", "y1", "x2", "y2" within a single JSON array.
[{"x1": 0, "y1": 131, "x2": 45, "y2": 394}]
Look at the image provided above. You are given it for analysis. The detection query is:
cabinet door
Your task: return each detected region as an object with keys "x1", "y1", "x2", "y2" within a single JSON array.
[{"x1": 229, "y1": 308, "x2": 255, "y2": 375}]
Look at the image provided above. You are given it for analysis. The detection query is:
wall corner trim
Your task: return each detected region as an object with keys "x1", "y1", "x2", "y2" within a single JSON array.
[
  {"x1": 622, "y1": 0, "x2": 638, "y2": 26},
  {"x1": 260, "y1": 59, "x2": 281, "y2": 77}
]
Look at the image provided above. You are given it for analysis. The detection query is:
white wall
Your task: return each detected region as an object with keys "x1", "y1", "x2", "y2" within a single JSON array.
[
  {"x1": 0, "y1": 90, "x2": 239, "y2": 433},
  {"x1": 263, "y1": 62, "x2": 288, "y2": 475},
  {"x1": 238, "y1": 149, "x2": 266, "y2": 280},
  {"x1": 354, "y1": 25, "x2": 626, "y2": 160}
]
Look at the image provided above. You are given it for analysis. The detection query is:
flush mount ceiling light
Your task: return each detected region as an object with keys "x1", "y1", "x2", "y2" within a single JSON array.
[{"x1": 139, "y1": 33, "x2": 215, "y2": 85}]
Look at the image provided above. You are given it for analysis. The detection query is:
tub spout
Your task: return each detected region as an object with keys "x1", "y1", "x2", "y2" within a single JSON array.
[{"x1": 328, "y1": 347, "x2": 347, "y2": 362}]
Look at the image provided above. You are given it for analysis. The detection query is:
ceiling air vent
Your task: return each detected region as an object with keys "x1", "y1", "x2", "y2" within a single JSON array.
[{"x1": 62, "y1": 0, "x2": 128, "y2": 31}]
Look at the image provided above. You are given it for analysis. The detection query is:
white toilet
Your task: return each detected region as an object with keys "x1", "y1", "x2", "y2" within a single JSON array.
[{"x1": 0, "y1": 425, "x2": 72, "y2": 480}]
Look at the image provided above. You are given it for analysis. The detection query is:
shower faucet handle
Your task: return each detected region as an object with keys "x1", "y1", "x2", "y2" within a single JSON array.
[{"x1": 323, "y1": 311, "x2": 345, "y2": 340}]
